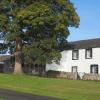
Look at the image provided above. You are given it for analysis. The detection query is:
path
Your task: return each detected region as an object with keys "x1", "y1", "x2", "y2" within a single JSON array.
[{"x1": 0, "y1": 89, "x2": 59, "y2": 100}]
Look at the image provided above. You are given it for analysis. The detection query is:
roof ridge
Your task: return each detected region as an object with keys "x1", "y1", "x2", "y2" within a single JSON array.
[
  {"x1": 66, "y1": 38, "x2": 100, "y2": 49},
  {"x1": 69, "y1": 38, "x2": 100, "y2": 43}
]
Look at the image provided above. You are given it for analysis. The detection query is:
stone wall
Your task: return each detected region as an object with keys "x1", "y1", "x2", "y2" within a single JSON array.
[
  {"x1": 0, "y1": 56, "x2": 14, "y2": 73},
  {"x1": 46, "y1": 70, "x2": 78, "y2": 80},
  {"x1": 3, "y1": 59, "x2": 14, "y2": 73},
  {"x1": 83, "y1": 73, "x2": 100, "y2": 80}
]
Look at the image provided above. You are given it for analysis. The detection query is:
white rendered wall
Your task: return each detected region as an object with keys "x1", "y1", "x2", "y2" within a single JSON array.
[{"x1": 46, "y1": 47, "x2": 100, "y2": 74}]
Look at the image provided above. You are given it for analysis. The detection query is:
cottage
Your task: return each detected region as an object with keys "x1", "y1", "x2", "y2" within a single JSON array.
[
  {"x1": 1, "y1": 38, "x2": 100, "y2": 80},
  {"x1": 46, "y1": 38, "x2": 100, "y2": 80}
]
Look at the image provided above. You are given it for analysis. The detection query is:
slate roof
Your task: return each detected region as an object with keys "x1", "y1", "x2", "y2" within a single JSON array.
[{"x1": 67, "y1": 38, "x2": 100, "y2": 49}]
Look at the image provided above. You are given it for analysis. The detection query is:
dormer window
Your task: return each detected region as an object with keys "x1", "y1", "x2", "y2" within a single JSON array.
[
  {"x1": 72, "y1": 50, "x2": 79, "y2": 60},
  {"x1": 85, "y1": 48, "x2": 92, "y2": 59}
]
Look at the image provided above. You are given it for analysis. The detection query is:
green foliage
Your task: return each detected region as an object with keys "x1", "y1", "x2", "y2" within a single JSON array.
[{"x1": 0, "y1": 0, "x2": 80, "y2": 66}]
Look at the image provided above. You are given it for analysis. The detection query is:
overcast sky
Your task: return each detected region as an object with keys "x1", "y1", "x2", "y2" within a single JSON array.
[{"x1": 68, "y1": 0, "x2": 100, "y2": 41}]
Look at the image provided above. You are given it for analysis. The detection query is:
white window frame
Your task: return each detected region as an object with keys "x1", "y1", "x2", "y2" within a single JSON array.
[
  {"x1": 72, "y1": 66, "x2": 78, "y2": 73},
  {"x1": 72, "y1": 50, "x2": 79, "y2": 60},
  {"x1": 85, "y1": 48, "x2": 92, "y2": 59},
  {"x1": 90, "y1": 64, "x2": 98, "y2": 74}
]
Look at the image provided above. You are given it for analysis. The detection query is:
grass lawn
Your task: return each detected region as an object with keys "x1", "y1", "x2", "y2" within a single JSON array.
[
  {"x1": 0, "y1": 98, "x2": 5, "y2": 100},
  {"x1": 0, "y1": 74, "x2": 100, "y2": 100}
]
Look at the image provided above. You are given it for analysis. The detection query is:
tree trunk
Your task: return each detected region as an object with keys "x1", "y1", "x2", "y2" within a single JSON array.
[{"x1": 14, "y1": 38, "x2": 23, "y2": 74}]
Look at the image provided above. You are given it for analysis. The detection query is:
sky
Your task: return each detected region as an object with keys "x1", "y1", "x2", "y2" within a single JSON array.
[{"x1": 68, "y1": 0, "x2": 100, "y2": 41}]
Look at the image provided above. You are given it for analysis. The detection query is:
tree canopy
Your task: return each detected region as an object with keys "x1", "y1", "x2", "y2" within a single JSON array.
[{"x1": 0, "y1": 0, "x2": 80, "y2": 74}]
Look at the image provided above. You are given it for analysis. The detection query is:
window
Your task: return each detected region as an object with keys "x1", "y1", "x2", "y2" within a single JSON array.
[
  {"x1": 72, "y1": 50, "x2": 79, "y2": 60},
  {"x1": 85, "y1": 48, "x2": 92, "y2": 59},
  {"x1": 72, "y1": 66, "x2": 77, "y2": 73},
  {"x1": 90, "y1": 65, "x2": 98, "y2": 74}
]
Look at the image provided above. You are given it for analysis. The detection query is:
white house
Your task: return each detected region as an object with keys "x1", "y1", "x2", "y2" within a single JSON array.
[{"x1": 46, "y1": 38, "x2": 100, "y2": 80}]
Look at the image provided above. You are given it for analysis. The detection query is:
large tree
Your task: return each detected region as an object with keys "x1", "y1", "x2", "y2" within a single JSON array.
[{"x1": 0, "y1": 0, "x2": 80, "y2": 74}]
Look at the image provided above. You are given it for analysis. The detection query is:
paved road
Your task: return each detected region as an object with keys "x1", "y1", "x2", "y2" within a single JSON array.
[{"x1": 0, "y1": 89, "x2": 59, "y2": 100}]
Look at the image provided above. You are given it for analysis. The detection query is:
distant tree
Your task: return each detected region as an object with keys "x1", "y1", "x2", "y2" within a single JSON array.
[{"x1": 0, "y1": 0, "x2": 80, "y2": 74}]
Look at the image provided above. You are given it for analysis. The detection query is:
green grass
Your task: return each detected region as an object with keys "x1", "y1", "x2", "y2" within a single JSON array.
[
  {"x1": 0, "y1": 74, "x2": 100, "y2": 100},
  {"x1": 0, "y1": 98, "x2": 5, "y2": 100}
]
